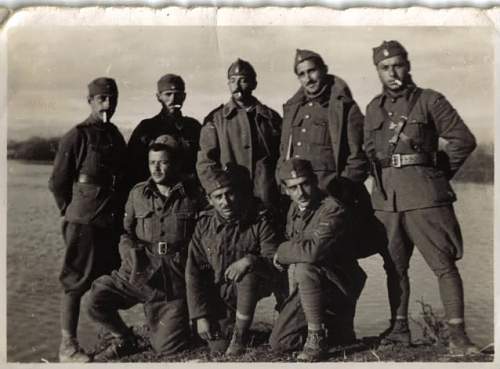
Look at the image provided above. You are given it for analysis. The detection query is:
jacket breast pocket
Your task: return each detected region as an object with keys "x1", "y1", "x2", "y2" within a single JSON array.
[
  {"x1": 135, "y1": 210, "x2": 155, "y2": 242},
  {"x1": 166, "y1": 212, "x2": 197, "y2": 243},
  {"x1": 405, "y1": 113, "x2": 428, "y2": 146},
  {"x1": 310, "y1": 121, "x2": 329, "y2": 145}
]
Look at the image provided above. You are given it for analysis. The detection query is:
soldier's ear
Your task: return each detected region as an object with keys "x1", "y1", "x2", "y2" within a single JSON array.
[
  {"x1": 252, "y1": 79, "x2": 258, "y2": 91},
  {"x1": 323, "y1": 64, "x2": 329, "y2": 75},
  {"x1": 407, "y1": 60, "x2": 411, "y2": 72},
  {"x1": 87, "y1": 95, "x2": 92, "y2": 105},
  {"x1": 156, "y1": 92, "x2": 161, "y2": 103}
]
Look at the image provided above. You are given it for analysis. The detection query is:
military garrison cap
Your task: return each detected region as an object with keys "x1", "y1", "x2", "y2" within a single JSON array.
[
  {"x1": 202, "y1": 166, "x2": 235, "y2": 195},
  {"x1": 294, "y1": 49, "x2": 325, "y2": 72},
  {"x1": 149, "y1": 134, "x2": 180, "y2": 151},
  {"x1": 88, "y1": 77, "x2": 118, "y2": 97},
  {"x1": 227, "y1": 58, "x2": 257, "y2": 80},
  {"x1": 278, "y1": 158, "x2": 315, "y2": 181},
  {"x1": 157, "y1": 74, "x2": 185, "y2": 93},
  {"x1": 372, "y1": 40, "x2": 408, "y2": 65}
]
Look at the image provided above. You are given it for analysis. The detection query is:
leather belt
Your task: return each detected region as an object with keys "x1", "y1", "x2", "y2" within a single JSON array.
[
  {"x1": 77, "y1": 173, "x2": 117, "y2": 187},
  {"x1": 143, "y1": 241, "x2": 180, "y2": 256},
  {"x1": 379, "y1": 152, "x2": 436, "y2": 169}
]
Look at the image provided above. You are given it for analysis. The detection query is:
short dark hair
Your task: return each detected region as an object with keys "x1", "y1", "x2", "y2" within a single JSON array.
[{"x1": 148, "y1": 143, "x2": 178, "y2": 162}]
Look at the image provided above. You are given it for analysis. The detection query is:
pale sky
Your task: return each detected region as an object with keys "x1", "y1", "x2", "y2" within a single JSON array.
[{"x1": 7, "y1": 26, "x2": 494, "y2": 144}]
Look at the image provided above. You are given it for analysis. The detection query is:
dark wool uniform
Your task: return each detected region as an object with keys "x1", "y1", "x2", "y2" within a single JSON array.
[
  {"x1": 270, "y1": 195, "x2": 366, "y2": 352},
  {"x1": 127, "y1": 110, "x2": 201, "y2": 186},
  {"x1": 185, "y1": 205, "x2": 279, "y2": 337},
  {"x1": 197, "y1": 99, "x2": 282, "y2": 211},
  {"x1": 87, "y1": 179, "x2": 204, "y2": 354},
  {"x1": 49, "y1": 114, "x2": 127, "y2": 295},
  {"x1": 279, "y1": 74, "x2": 368, "y2": 191},
  {"x1": 364, "y1": 80, "x2": 476, "y2": 320}
]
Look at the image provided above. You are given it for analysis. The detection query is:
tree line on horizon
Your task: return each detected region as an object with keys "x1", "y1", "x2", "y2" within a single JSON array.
[{"x1": 7, "y1": 136, "x2": 494, "y2": 184}]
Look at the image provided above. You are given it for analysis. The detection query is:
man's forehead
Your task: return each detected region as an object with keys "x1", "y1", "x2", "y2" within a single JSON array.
[
  {"x1": 210, "y1": 186, "x2": 233, "y2": 197},
  {"x1": 377, "y1": 55, "x2": 407, "y2": 67},
  {"x1": 296, "y1": 58, "x2": 321, "y2": 72},
  {"x1": 285, "y1": 176, "x2": 310, "y2": 187},
  {"x1": 149, "y1": 150, "x2": 171, "y2": 159}
]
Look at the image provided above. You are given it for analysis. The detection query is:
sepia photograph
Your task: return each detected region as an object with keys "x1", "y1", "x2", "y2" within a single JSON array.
[{"x1": 3, "y1": 6, "x2": 496, "y2": 365}]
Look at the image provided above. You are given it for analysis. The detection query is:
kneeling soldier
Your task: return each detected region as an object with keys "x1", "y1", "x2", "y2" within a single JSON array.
[
  {"x1": 186, "y1": 166, "x2": 279, "y2": 356},
  {"x1": 87, "y1": 135, "x2": 205, "y2": 360},
  {"x1": 270, "y1": 159, "x2": 366, "y2": 362}
]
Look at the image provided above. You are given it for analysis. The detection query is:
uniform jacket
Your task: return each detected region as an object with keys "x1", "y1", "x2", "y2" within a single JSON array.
[
  {"x1": 276, "y1": 195, "x2": 366, "y2": 301},
  {"x1": 49, "y1": 115, "x2": 127, "y2": 228},
  {"x1": 197, "y1": 98, "x2": 282, "y2": 209},
  {"x1": 185, "y1": 204, "x2": 278, "y2": 320},
  {"x1": 117, "y1": 178, "x2": 204, "y2": 301},
  {"x1": 278, "y1": 74, "x2": 368, "y2": 189},
  {"x1": 364, "y1": 84, "x2": 477, "y2": 212},
  {"x1": 127, "y1": 109, "x2": 201, "y2": 187}
]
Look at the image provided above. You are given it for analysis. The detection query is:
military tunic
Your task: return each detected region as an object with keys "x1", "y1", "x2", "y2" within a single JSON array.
[
  {"x1": 49, "y1": 115, "x2": 127, "y2": 294},
  {"x1": 270, "y1": 195, "x2": 366, "y2": 352},
  {"x1": 185, "y1": 205, "x2": 278, "y2": 333},
  {"x1": 197, "y1": 98, "x2": 282, "y2": 210},
  {"x1": 87, "y1": 179, "x2": 204, "y2": 354},
  {"x1": 127, "y1": 109, "x2": 201, "y2": 186},
  {"x1": 363, "y1": 82, "x2": 476, "y2": 319}
]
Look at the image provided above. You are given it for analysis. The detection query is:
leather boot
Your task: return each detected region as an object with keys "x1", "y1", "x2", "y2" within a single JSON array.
[
  {"x1": 448, "y1": 322, "x2": 479, "y2": 356},
  {"x1": 225, "y1": 327, "x2": 249, "y2": 356},
  {"x1": 297, "y1": 328, "x2": 327, "y2": 362},
  {"x1": 380, "y1": 318, "x2": 411, "y2": 346},
  {"x1": 58, "y1": 336, "x2": 91, "y2": 363}
]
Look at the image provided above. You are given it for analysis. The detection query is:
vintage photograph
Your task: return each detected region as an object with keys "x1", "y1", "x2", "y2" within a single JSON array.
[{"x1": 4, "y1": 7, "x2": 495, "y2": 364}]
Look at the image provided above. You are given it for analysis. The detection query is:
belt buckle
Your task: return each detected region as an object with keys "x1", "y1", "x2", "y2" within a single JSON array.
[
  {"x1": 391, "y1": 154, "x2": 402, "y2": 168},
  {"x1": 158, "y1": 242, "x2": 168, "y2": 255}
]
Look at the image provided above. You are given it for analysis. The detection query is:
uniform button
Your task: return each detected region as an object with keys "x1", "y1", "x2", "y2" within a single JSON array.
[
  {"x1": 297, "y1": 142, "x2": 302, "y2": 147},
  {"x1": 305, "y1": 114, "x2": 310, "y2": 119},
  {"x1": 391, "y1": 98, "x2": 396, "y2": 103},
  {"x1": 388, "y1": 111, "x2": 394, "y2": 117},
  {"x1": 295, "y1": 154, "x2": 300, "y2": 158},
  {"x1": 301, "y1": 128, "x2": 307, "y2": 133},
  {"x1": 308, "y1": 102, "x2": 313, "y2": 107}
]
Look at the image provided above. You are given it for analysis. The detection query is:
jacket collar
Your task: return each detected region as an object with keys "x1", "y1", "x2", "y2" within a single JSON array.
[
  {"x1": 284, "y1": 74, "x2": 352, "y2": 107},
  {"x1": 142, "y1": 178, "x2": 187, "y2": 199},
  {"x1": 290, "y1": 192, "x2": 324, "y2": 220},
  {"x1": 222, "y1": 97, "x2": 272, "y2": 120},
  {"x1": 378, "y1": 75, "x2": 417, "y2": 107}
]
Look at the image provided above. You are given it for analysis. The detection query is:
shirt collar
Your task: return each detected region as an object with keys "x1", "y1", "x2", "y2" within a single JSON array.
[
  {"x1": 222, "y1": 97, "x2": 271, "y2": 120},
  {"x1": 379, "y1": 75, "x2": 417, "y2": 106},
  {"x1": 142, "y1": 178, "x2": 186, "y2": 199}
]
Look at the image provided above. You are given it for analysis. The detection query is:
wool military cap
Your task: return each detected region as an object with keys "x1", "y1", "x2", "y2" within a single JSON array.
[
  {"x1": 150, "y1": 134, "x2": 180, "y2": 150},
  {"x1": 372, "y1": 40, "x2": 408, "y2": 65},
  {"x1": 202, "y1": 166, "x2": 236, "y2": 195},
  {"x1": 278, "y1": 158, "x2": 315, "y2": 181},
  {"x1": 88, "y1": 77, "x2": 118, "y2": 97},
  {"x1": 294, "y1": 49, "x2": 325, "y2": 72},
  {"x1": 157, "y1": 74, "x2": 185, "y2": 93},
  {"x1": 227, "y1": 58, "x2": 257, "y2": 80}
]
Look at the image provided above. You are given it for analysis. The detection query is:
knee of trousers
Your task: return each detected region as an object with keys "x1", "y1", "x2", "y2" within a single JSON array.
[
  {"x1": 431, "y1": 263, "x2": 460, "y2": 279},
  {"x1": 293, "y1": 263, "x2": 322, "y2": 285},
  {"x1": 86, "y1": 276, "x2": 118, "y2": 321}
]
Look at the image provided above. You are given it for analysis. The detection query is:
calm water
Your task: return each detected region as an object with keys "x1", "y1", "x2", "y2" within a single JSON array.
[{"x1": 6, "y1": 161, "x2": 494, "y2": 362}]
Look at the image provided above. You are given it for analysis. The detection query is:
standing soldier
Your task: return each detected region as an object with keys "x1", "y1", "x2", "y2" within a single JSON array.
[
  {"x1": 49, "y1": 77, "x2": 127, "y2": 362},
  {"x1": 277, "y1": 49, "x2": 368, "y2": 197},
  {"x1": 364, "y1": 40, "x2": 478, "y2": 355},
  {"x1": 186, "y1": 167, "x2": 279, "y2": 356},
  {"x1": 197, "y1": 58, "x2": 282, "y2": 213},
  {"x1": 270, "y1": 159, "x2": 366, "y2": 362},
  {"x1": 127, "y1": 74, "x2": 201, "y2": 186},
  {"x1": 87, "y1": 135, "x2": 205, "y2": 360}
]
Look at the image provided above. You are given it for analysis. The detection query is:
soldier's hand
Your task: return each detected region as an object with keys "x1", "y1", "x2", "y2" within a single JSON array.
[
  {"x1": 273, "y1": 253, "x2": 285, "y2": 272},
  {"x1": 196, "y1": 318, "x2": 213, "y2": 341},
  {"x1": 224, "y1": 257, "x2": 252, "y2": 282}
]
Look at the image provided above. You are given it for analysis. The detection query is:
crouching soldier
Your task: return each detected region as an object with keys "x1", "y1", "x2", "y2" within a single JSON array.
[
  {"x1": 87, "y1": 135, "x2": 205, "y2": 360},
  {"x1": 270, "y1": 159, "x2": 366, "y2": 362},
  {"x1": 186, "y1": 166, "x2": 279, "y2": 356}
]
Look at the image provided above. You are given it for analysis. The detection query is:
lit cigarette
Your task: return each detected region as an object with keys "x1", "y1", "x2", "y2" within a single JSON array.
[
  {"x1": 234, "y1": 92, "x2": 242, "y2": 99},
  {"x1": 172, "y1": 104, "x2": 182, "y2": 109},
  {"x1": 393, "y1": 79, "x2": 403, "y2": 87},
  {"x1": 102, "y1": 111, "x2": 108, "y2": 123}
]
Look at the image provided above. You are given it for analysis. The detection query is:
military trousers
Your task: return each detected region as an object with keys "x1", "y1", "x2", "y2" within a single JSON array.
[
  {"x1": 203, "y1": 271, "x2": 273, "y2": 338},
  {"x1": 60, "y1": 221, "x2": 121, "y2": 296},
  {"x1": 376, "y1": 205, "x2": 465, "y2": 320},
  {"x1": 269, "y1": 264, "x2": 358, "y2": 353},
  {"x1": 87, "y1": 273, "x2": 190, "y2": 355}
]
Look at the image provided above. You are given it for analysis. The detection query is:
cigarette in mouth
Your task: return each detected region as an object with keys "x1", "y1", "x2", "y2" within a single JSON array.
[
  {"x1": 234, "y1": 92, "x2": 242, "y2": 98},
  {"x1": 172, "y1": 104, "x2": 182, "y2": 109},
  {"x1": 102, "y1": 111, "x2": 108, "y2": 123},
  {"x1": 393, "y1": 79, "x2": 403, "y2": 87}
]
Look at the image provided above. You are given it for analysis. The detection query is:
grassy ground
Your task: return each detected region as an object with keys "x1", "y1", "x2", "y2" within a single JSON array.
[{"x1": 91, "y1": 320, "x2": 494, "y2": 363}]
